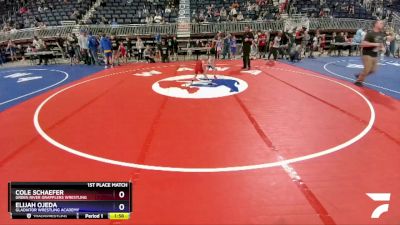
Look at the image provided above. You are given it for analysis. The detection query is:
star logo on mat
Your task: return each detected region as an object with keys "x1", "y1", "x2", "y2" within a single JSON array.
[
  {"x1": 152, "y1": 75, "x2": 248, "y2": 99},
  {"x1": 133, "y1": 70, "x2": 162, "y2": 77}
]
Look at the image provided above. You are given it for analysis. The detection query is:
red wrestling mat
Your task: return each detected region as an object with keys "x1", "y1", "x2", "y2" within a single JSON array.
[{"x1": 1, "y1": 60, "x2": 399, "y2": 225}]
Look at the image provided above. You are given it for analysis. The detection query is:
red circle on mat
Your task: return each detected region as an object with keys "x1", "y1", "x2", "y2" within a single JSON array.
[{"x1": 37, "y1": 63, "x2": 371, "y2": 168}]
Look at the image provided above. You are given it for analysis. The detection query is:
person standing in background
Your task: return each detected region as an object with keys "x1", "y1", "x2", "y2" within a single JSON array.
[
  {"x1": 136, "y1": 37, "x2": 144, "y2": 61},
  {"x1": 125, "y1": 36, "x2": 133, "y2": 60},
  {"x1": 144, "y1": 45, "x2": 156, "y2": 63},
  {"x1": 158, "y1": 39, "x2": 170, "y2": 63},
  {"x1": 268, "y1": 31, "x2": 282, "y2": 60},
  {"x1": 100, "y1": 33, "x2": 113, "y2": 68},
  {"x1": 78, "y1": 31, "x2": 90, "y2": 65},
  {"x1": 32, "y1": 36, "x2": 48, "y2": 65},
  {"x1": 55, "y1": 33, "x2": 65, "y2": 59},
  {"x1": 258, "y1": 30, "x2": 267, "y2": 59},
  {"x1": 222, "y1": 33, "x2": 231, "y2": 59},
  {"x1": 230, "y1": 34, "x2": 237, "y2": 60},
  {"x1": 171, "y1": 36, "x2": 179, "y2": 61},
  {"x1": 7, "y1": 39, "x2": 17, "y2": 61},
  {"x1": 87, "y1": 31, "x2": 100, "y2": 65},
  {"x1": 110, "y1": 34, "x2": 120, "y2": 66}
]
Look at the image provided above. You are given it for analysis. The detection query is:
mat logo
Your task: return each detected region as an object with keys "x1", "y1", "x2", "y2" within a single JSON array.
[
  {"x1": 366, "y1": 193, "x2": 391, "y2": 219},
  {"x1": 133, "y1": 70, "x2": 162, "y2": 77},
  {"x1": 346, "y1": 63, "x2": 365, "y2": 69},
  {"x1": 152, "y1": 75, "x2": 248, "y2": 99},
  {"x1": 3, "y1": 72, "x2": 42, "y2": 83},
  {"x1": 347, "y1": 61, "x2": 400, "y2": 69},
  {"x1": 385, "y1": 61, "x2": 400, "y2": 67}
]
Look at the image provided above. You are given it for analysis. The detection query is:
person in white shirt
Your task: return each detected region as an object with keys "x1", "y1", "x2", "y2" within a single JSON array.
[
  {"x1": 165, "y1": 6, "x2": 171, "y2": 13},
  {"x1": 146, "y1": 16, "x2": 153, "y2": 24},
  {"x1": 32, "y1": 36, "x2": 48, "y2": 65},
  {"x1": 230, "y1": 8, "x2": 237, "y2": 21},
  {"x1": 268, "y1": 31, "x2": 282, "y2": 60},
  {"x1": 78, "y1": 31, "x2": 90, "y2": 65},
  {"x1": 237, "y1": 11, "x2": 243, "y2": 21},
  {"x1": 143, "y1": 45, "x2": 155, "y2": 63},
  {"x1": 395, "y1": 31, "x2": 400, "y2": 57},
  {"x1": 154, "y1": 14, "x2": 162, "y2": 23},
  {"x1": 136, "y1": 37, "x2": 144, "y2": 61}
]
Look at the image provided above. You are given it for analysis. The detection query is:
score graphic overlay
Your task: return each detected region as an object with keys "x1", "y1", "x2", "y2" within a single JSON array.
[{"x1": 8, "y1": 182, "x2": 132, "y2": 220}]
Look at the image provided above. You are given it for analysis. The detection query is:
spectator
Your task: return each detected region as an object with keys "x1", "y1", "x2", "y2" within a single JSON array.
[
  {"x1": 125, "y1": 36, "x2": 133, "y2": 59},
  {"x1": 146, "y1": 15, "x2": 153, "y2": 24},
  {"x1": 78, "y1": 31, "x2": 90, "y2": 65},
  {"x1": 55, "y1": 33, "x2": 65, "y2": 59},
  {"x1": 268, "y1": 31, "x2": 282, "y2": 60},
  {"x1": 67, "y1": 33, "x2": 80, "y2": 62},
  {"x1": 6, "y1": 39, "x2": 17, "y2": 61},
  {"x1": 71, "y1": 9, "x2": 81, "y2": 20},
  {"x1": 165, "y1": 5, "x2": 171, "y2": 14},
  {"x1": 87, "y1": 32, "x2": 100, "y2": 65},
  {"x1": 110, "y1": 34, "x2": 120, "y2": 66},
  {"x1": 336, "y1": 32, "x2": 346, "y2": 56},
  {"x1": 154, "y1": 14, "x2": 162, "y2": 23},
  {"x1": 136, "y1": 37, "x2": 144, "y2": 61},
  {"x1": 354, "y1": 28, "x2": 366, "y2": 44},
  {"x1": 100, "y1": 33, "x2": 113, "y2": 68},
  {"x1": 154, "y1": 33, "x2": 161, "y2": 43},
  {"x1": 24, "y1": 17, "x2": 31, "y2": 28},
  {"x1": 237, "y1": 11, "x2": 244, "y2": 21},
  {"x1": 32, "y1": 36, "x2": 48, "y2": 65},
  {"x1": 144, "y1": 45, "x2": 155, "y2": 63},
  {"x1": 232, "y1": 0, "x2": 239, "y2": 9},
  {"x1": 222, "y1": 33, "x2": 231, "y2": 59},
  {"x1": 170, "y1": 36, "x2": 178, "y2": 61},
  {"x1": 231, "y1": 7, "x2": 238, "y2": 21},
  {"x1": 158, "y1": 39, "x2": 169, "y2": 63},
  {"x1": 258, "y1": 30, "x2": 267, "y2": 58},
  {"x1": 349, "y1": 5, "x2": 355, "y2": 15},
  {"x1": 0, "y1": 45, "x2": 4, "y2": 66},
  {"x1": 230, "y1": 35, "x2": 237, "y2": 59},
  {"x1": 220, "y1": 7, "x2": 227, "y2": 19}
]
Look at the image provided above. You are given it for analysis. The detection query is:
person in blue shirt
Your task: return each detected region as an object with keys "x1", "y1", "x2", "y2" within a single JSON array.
[
  {"x1": 100, "y1": 33, "x2": 113, "y2": 68},
  {"x1": 87, "y1": 32, "x2": 100, "y2": 65},
  {"x1": 353, "y1": 28, "x2": 366, "y2": 55},
  {"x1": 154, "y1": 33, "x2": 161, "y2": 43}
]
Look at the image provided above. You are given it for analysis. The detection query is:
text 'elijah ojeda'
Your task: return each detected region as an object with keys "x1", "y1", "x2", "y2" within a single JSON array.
[{"x1": 16, "y1": 202, "x2": 58, "y2": 207}]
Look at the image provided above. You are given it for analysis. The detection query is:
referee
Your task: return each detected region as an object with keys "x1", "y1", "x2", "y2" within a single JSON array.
[{"x1": 242, "y1": 26, "x2": 254, "y2": 70}]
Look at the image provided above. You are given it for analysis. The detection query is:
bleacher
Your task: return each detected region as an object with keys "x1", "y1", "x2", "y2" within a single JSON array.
[
  {"x1": 0, "y1": 0, "x2": 20, "y2": 27},
  {"x1": 0, "y1": 0, "x2": 400, "y2": 30},
  {"x1": 385, "y1": 0, "x2": 400, "y2": 13},
  {"x1": 190, "y1": 0, "x2": 281, "y2": 22},
  {"x1": 8, "y1": 0, "x2": 95, "y2": 28},
  {"x1": 291, "y1": 0, "x2": 373, "y2": 19},
  {"x1": 89, "y1": 0, "x2": 179, "y2": 25}
]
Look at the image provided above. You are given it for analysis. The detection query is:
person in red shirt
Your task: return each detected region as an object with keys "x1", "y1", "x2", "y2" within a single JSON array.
[
  {"x1": 194, "y1": 56, "x2": 209, "y2": 80},
  {"x1": 258, "y1": 31, "x2": 267, "y2": 58},
  {"x1": 118, "y1": 42, "x2": 127, "y2": 64}
]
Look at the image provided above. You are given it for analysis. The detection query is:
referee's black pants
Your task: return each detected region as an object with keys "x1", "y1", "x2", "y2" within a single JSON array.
[{"x1": 243, "y1": 51, "x2": 250, "y2": 69}]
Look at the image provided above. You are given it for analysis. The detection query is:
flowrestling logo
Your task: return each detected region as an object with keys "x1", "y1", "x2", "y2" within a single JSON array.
[
  {"x1": 367, "y1": 193, "x2": 391, "y2": 219},
  {"x1": 152, "y1": 75, "x2": 248, "y2": 99}
]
